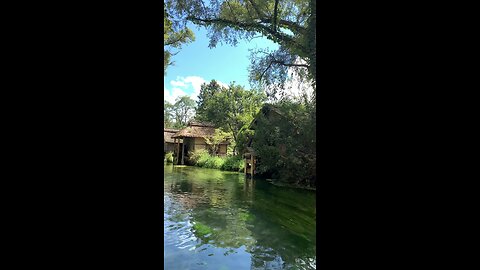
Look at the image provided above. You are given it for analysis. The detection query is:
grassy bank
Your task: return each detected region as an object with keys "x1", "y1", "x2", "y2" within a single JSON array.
[{"x1": 189, "y1": 150, "x2": 244, "y2": 172}]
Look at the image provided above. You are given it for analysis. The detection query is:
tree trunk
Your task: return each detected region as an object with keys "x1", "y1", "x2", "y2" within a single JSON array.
[{"x1": 232, "y1": 132, "x2": 238, "y2": 155}]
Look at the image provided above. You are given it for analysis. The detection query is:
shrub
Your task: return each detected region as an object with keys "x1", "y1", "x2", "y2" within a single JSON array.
[
  {"x1": 221, "y1": 155, "x2": 245, "y2": 172},
  {"x1": 165, "y1": 152, "x2": 174, "y2": 163},
  {"x1": 192, "y1": 150, "x2": 211, "y2": 167},
  {"x1": 251, "y1": 101, "x2": 316, "y2": 188},
  {"x1": 204, "y1": 156, "x2": 224, "y2": 169},
  {"x1": 188, "y1": 149, "x2": 209, "y2": 164},
  {"x1": 189, "y1": 150, "x2": 244, "y2": 172}
]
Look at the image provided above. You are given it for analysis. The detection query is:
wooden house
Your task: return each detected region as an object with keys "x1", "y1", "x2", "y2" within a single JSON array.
[
  {"x1": 164, "y1": 128, "x2": 182, "y2": 157},
  {"x1": 171, "y1": 121, "x2": 229, "y2": 165}
]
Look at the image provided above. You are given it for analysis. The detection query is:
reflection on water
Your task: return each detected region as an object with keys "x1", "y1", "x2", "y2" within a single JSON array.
[{"x1": 164, "y1": 164, "x2": 316, "y2": 270}]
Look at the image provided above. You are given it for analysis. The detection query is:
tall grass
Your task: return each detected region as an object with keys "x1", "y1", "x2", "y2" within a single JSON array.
[{"x1": 188, "y1": 150, "x2": 244, "y2": 172}]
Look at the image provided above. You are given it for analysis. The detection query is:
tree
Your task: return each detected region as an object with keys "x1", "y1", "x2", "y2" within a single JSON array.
[
  {"x1": 195, "y1": 80, "x2": 266, "y2": 154},
  {"x1": 195, "y1": 80, "x2": 223, "y2": 123},
  {"x1": 164, "y1": 100, "x2": 175, "y2": 128},
  {"x1": 251, "y1": 100, "x2": 316, "y2": 188},
  {"x1": 164, "y1": 0, "x2": 316, "y2": 97},
  {"x1": 164, "y1": 7, "x2": 195, "y2": 75},
  {"x1": 204, "y1": 128, "x2": 230, "y2": 155},
  {"x1": 172, "y1": 95, "x2": 196, "y2": 128}
]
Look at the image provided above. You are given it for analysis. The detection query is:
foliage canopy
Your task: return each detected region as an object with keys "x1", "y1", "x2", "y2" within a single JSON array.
[
  {"x1": 195, "y1": 80, "x2": 266, "y2": 154},
  {"x1": 164, "y1": 7, "x2": 195, "y2": 74},
  {"x1": 164, "y1": 0, "x2": 316, "y2": 97},
  {"x1": 251, "y1": 100, "x2": 315, "y2": 187},
  {"x1": 164, "y1": 95, "x2": 196, "y2": 128}
]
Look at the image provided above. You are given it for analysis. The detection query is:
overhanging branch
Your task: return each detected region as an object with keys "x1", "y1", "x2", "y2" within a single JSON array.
[
  {"x1": 260, "y1": 18, "x2": 306, "y2": 34},
  {"x1": 271, "y1": 60, "x2": 309, "y2": 68},
  {"x1": 247, "y1": 0, "x2": 264, "y2": 18},
  {"x1": 187, "y1": 16, "x2": 305, "y2": 54},
  {"x1": 273, "y1": 0, "x2": 279, "y2": 32}
]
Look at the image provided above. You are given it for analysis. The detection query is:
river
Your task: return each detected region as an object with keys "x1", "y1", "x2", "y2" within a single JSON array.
[{"x1": 164, "y1": 164, "x2": 316, "y2": 270}]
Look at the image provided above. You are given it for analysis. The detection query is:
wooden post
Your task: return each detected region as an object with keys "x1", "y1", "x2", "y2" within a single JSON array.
[
  {"x1": 181, "y1": 140, "x2": 185, "y2": 165},
  {"x1": 174, "y1": 139, "x2": 176, "y2": 164},
  {"x1": 173, "y1": 138, "x2": 176, "y2": 164},
  {"x1": 177, "y1": 138, "x2": 180, "y2": 165},
  {"x1": 244, "y1": 156, "x2": 247, "y2": 174},
  {"x1": 251, "y1": 155, "x2": 254, "y2": 177}
]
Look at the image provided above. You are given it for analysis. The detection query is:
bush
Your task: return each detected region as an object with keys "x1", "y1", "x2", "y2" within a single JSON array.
[
  {"x1": 204, "y1": 156, "x2": 224, "y2": 169},
  {"x1": 221, "y1": 155, "x2": 245, "y2": 172},
  {"x1": 165, "y1": 152, "x2": 174, "y2": 163},
  {"x1": 189, "y1": 149, "x2": 210, "y2": 167},
  {"x1": 188, "y1": 149, "x2": 209, "y2": 164},
  {"x1": 251, "y1": 101, "x2": 316, "y2": 188},
  {"x1": 189, "y1": 150, "x2": 244, "y2": 172}
]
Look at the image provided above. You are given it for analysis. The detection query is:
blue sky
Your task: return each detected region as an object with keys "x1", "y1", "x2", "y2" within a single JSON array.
[{"x1": 164, "y1": 23, "x2": 279, "y2": 104}]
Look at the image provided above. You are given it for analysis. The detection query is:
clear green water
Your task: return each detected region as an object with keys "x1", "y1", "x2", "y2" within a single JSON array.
[{"x1": 164, "y1": 164, "x2": 316, "y2": 270}]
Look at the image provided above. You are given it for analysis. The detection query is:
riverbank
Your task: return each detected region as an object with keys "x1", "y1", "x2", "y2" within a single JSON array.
[
  {"x1": 165, "y1": 150, "x2": 244, "y2": 172},
  {"x1": 165, "y1": 150, "x2": 316, "y2": 191}
]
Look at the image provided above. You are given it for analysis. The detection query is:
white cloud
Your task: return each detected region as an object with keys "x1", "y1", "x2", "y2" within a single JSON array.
[
  {"x1": 164, "y1": 88, "x2": 174, "y2": 104},
  {"x1": 172, "y1": 87, "x2": 187, "y2": 97},
  {"x1": 165, "y1": 75, "x2": 228, "y2": 102},
  {"x1": 217, "y1": 81, "x2": 229, "y2": 89},
  {"x1": 183, "y1": 76, "x2": 206, "y2": 94},
  {"x1": 164, "y1": 87, "x2": 188, "y2": 104},
  {"x1": 170, "y1": 80, "x2": 187, "y2": 87},
  {"x1": 189, "y1": 93, "x2": 199, "y2": 101}
]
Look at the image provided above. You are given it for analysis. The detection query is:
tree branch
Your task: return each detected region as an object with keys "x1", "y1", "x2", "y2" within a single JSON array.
[
  {"x1": 273, "y1": 0, "x2": 279, "y2": 32},
  {"x1": 226, "y1": 1, "x2": 239, "y2": 23},
  {"x1": 247, "y1": 0, "x2": 264, "y2": 18},
  {"x1": 260, "y1": 18, "x2": 306, "y2": 34},
  {"x1": 259, "y1": 60, "x2": 274, "y2": 81},
  {"x1": 165, "y1": 30, "x2": 192, "y2": 47},
  {"x1": 187, "y1": 16, "x2": 303, "y2": 53},
  {"x1": 246, "y1": 35, "x2": 264, "y2": 41},
  {"x1": 246, "y1": 1, "x2": 306, "y2": 34},
  {"x1": 243, "y1": 0, "x2": 256, "y2": 21},
  {"x1": 271, "y1": 60, "x2": 309, "y2": 68}
]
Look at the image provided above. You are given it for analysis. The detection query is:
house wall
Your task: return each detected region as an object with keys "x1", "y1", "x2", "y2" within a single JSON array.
[
  {"x1": 218, "y1": 144, "x2": 227, "y2": 156},
  {"x1": 180, "y1": 137, "x2": 229, "y2": 156},
  {"x1": 164, "y1": 142, "x2": 175, "y2": 153},
  {"x1": 194, "y1": 137, "x2": 208, "y2": 151}
]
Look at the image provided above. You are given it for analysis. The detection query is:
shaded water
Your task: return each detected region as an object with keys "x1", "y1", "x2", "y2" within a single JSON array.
[{"x1": 164, "y1": 164, "x2": 316, "y2": 270}]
